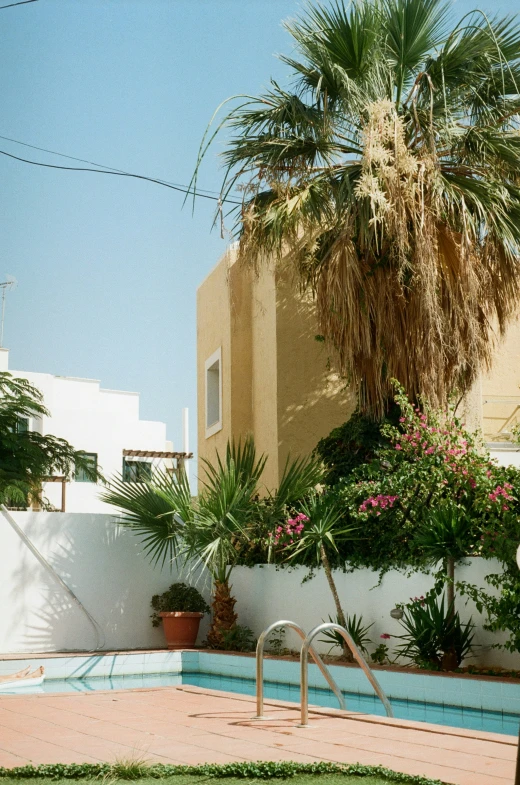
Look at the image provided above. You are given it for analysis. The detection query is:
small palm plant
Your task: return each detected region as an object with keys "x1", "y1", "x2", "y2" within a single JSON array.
[
  {"x1": 395, "y1": 593, "x2": 474, "y2": 670},
  {"x1": 182, "y1": 439, "x2": 266, "y2": 646},
  {"x1": 283, "y1": 492, "x2": 359, "y2": 660},
  {"x1": 414, "y1": 502, "x2": 476, "y2": 611},
  {"x1": 320, "y1": 613, "x2": 373, "y2": 656},
  {"x1": 102, "y1": 436, "x2": 323, "y2": 649}
]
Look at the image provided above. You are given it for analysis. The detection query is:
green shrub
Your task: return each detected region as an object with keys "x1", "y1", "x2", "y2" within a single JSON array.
[
  {"x1": 370, "y1": 643, "x2": 390, "y2": 665},
  {"x1": 314, "y1": 408, "x2": 399, "y2": 487},
  {"x1": 151, "y1": 583, "x2": 210, "y2": 627},
  {"x1": 320, "y1": 613, "x2": 373, "y2": 655},
  {"x1": 394, "y1": 594, "x2": 474, "y2": 670},
  {"x1": 0, "y1": 760, "x2": 447, "y2": 783},
  {"x1": 219, "y1": 624, "x2": 257, "y2": 652}
]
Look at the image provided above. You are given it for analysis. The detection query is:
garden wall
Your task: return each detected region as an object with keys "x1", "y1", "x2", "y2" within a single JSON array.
[
  {"x1": 231, "y1": 562, "x2": 520, "y2": 670},
  {"x1": 0, "y1": 511, "x2": 211, "y2": 654}
]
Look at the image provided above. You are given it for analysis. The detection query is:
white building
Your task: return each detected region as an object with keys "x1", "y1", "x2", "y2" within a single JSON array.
[{"x1": 0, "y1": 348, "x2": 189, "y2": 513}]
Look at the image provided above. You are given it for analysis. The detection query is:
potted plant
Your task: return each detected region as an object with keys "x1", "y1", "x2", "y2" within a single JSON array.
[{"x1": 151, "y1": 583, "x2": 210, "y2": 649}]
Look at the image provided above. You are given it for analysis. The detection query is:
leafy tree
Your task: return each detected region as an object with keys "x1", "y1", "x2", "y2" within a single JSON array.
[
  {"x1": 196, "y1": 0, "x2": 520, "y2": 416},
  {"x1": 101, "y1": 437, "x2": 323, "y2": 648},
  {"x1": 0, "y1": 372, "x2": 99, "y2": 508}
]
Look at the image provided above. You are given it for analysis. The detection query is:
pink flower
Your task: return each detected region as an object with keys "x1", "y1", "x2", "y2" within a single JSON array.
[
  {"x1": 380, "y1": 633, "x2": 391, "y2": 640},
  {"x1": 395, "y1": 444, "x2": 402, "y2": 450}
]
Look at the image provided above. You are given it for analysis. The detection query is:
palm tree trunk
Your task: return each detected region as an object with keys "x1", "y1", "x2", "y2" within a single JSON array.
[
  {"x1": 441, "y1": 556, "x2": 458, "y2": 671},
  {"x1": 320, "y1": 544, "x2": 353, "y2": 662},
  {"x1": 206, "y1": 579, "x2": 238, "y2": 649},
  {"x1": 446, "y1": 556, "x2": 455, "y2": 614}
]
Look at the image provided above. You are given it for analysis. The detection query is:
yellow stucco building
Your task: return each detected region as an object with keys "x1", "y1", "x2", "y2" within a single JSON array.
[{"x1": 197, "y1": 248, "x2": 520, "y2": 489}]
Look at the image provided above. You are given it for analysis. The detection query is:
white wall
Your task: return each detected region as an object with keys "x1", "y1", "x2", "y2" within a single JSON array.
[
  {"x1": 230, "y1": 563, "x2": 520, "y2": 670},
  {"x1": 490, "y1": 445, "x2": 520, "y2": 469},
  {"x1": 0, "y1": 511, "x2": 211, "y2": 654}
]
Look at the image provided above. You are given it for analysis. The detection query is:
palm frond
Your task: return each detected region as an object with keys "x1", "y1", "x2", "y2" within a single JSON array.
[
  {"x1": 99, "y1": 470, "x2": 192, "y2": 568},
  {"x1": 194, "y1": 0, "x2": 520, "y2": 415}
]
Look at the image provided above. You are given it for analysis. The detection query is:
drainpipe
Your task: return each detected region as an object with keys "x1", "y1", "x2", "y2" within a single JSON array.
[{"x1": 182, "y1": 407, "x2": 189, "y2": 484}]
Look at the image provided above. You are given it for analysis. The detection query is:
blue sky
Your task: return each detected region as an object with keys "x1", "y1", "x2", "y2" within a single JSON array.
[{"x1": 0, "y1": 0, "x2": 515, "y2": 471}]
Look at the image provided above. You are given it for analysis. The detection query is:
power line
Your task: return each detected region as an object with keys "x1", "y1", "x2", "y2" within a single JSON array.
[
  {"x1": 0, "y1": 0, "x2": 38, "y2": 9},
  {"x1": 0, "y1": 133, "x2": 226, "y2": 198},
  {"x1": 0, "y1": 148, "x2": 242, "y2": 205}
]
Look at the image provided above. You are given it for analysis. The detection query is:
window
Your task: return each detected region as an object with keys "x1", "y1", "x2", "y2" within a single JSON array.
[
  {"x1": 75, "y1": 453, "x2": 98, "y2": 483},
  {"x1": 205, "y1": 347, "x2": 222, "y2": 438},
  {"x1": 15, "y1": 417, "x2": 29, "y2": 433},
  {"x1": 122, "y1": 458, "x2": 152, "y2": 483}
]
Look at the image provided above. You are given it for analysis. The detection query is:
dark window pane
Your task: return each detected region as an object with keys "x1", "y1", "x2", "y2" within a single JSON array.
[
  {"x1": 122, "y1": 459, "x2": 152, "y2": 483},
  {"x1": 15, "y1": 418, "x2": 29, "y2": 433},
  {"x1": 75, "y1": 453, "x2": 98, "y2": 483}
]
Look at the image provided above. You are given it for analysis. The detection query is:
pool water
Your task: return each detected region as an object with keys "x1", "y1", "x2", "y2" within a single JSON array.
[{"x1": 2, "y1": 670, "x2": 518, "y2": 737}]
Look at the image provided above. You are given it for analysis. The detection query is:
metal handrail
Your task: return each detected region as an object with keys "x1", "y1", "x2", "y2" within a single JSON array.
[
  {"x1": 299, "y1": 622, "x2": 393, "y2": 726},
  {"x1": 253, "y1": 619, "x2": 346, "y2": 719}
]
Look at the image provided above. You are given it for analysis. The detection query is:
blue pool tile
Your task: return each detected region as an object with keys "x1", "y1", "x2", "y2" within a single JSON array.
[
  {"x1": 480, "y1": 679, "x2": 503, "y2": 696},
  {"x1": 460, "y1": 678, "x2": 483, "y2": 694}
]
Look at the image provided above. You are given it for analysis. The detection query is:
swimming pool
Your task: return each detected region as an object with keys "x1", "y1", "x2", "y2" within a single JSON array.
[{"x1": 2, "y1": 666, "x2": 519, "y2": 737}]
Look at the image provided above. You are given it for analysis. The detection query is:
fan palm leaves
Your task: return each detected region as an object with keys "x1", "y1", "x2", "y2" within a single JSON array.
[
  {"x1": 100, "y1": 469, "x2": 193, "y2": 569},
  {"x1": 194, "y1": 0, "x2": 520, "y2": 416},
  {"x1": 101, "y1": 436, "x2": 323, "y2": 647},
  {"x1": 414, "y1": 502, "x2": 476, "y2": 610}
]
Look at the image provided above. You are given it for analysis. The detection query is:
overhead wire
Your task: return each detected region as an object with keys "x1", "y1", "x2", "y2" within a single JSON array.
[
  {"x1": 0, "y1": 0, "x2": 38, "y2": 8},
  {"x1": 0, "y1": 133, "x2": 227, "y2": 198},
  {"x1": 0, "y1": 147, "x2": 242, "y2": 205}
]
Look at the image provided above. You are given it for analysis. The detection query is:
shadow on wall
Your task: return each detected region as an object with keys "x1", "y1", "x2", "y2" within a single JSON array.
[
  {"x1": 275, "y1": 271, "x2": 356, "y2": 461},
  {"x1": 4, "y1": 512, "x2": 186, "y2": 653}
]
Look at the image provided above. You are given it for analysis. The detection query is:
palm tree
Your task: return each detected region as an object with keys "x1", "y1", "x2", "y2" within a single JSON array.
[
  {"x1": 415, "y1": 502, "x2": 476, "y2": 611},
  {"x1": 286, "y1": 492, "x2": 358, "y2": 660},
  {"x1": 101, "y1": 437, "x2": 323, "y2": 648},
  {"x1": 195, "y1": 0, "x2": 520, "y2": 417}
]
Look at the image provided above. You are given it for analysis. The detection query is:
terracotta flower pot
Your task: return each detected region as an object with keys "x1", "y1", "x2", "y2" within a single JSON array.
[{"x1": 158, "y1": 611, "x2": 204, "y2": 649}]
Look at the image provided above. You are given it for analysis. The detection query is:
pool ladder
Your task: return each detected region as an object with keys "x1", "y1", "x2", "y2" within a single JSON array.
[{"x1": 253, "y1": 620, "x2": 393, "y2": 726}]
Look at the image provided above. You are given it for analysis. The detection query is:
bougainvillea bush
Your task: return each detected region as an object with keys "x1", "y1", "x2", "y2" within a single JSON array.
[
  {"x1": 269, "y1": 383, "x2": 520, "y2": 653},
  {"x1": 322, "y1": 384, "x2": 520, "y2": 652}
]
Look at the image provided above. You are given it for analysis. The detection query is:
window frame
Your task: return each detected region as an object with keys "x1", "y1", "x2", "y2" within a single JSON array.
[
  {"x1": 205, "y1": 346, "x2": 222, "y2": 438},
  {"x1": 122, "y1": 458, "x2": 153, "y2": 483},
  {"x1": 75, "y1": 452, "x2": 98, "y2": 483},
  {"x1": 15, "y1": 417, "x2": 29, "y2": 434}
]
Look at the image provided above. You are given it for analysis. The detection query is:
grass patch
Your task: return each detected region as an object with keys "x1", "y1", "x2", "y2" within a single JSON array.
[{"x1": 0, "y1": 762, "x2": 451, "y2": 785}]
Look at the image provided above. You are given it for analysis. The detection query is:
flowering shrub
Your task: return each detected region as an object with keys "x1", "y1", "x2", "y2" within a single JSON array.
[
  {"x1": 332, "y1": 383, "x2": 519, "y2": 574},
  {"x1": 272, "y1": 513, "x2": 308, "y2": 548},
  {"x1": 371, "y1": 642, "x2": 390, "y2": 664},
  {"x1": 315, "y1": 383, "x2": 520, "y2": 653},
  {"x1": 358, "y1": 494, "x2": 398, "y2": 514}
]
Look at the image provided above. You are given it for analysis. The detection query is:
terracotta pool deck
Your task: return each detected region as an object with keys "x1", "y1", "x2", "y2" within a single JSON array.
[{"x1": 0, "y1": 685, "x2": 516, "y2": 785}]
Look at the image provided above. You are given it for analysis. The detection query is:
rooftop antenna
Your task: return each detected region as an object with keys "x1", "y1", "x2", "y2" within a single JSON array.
[{"x1": 0, "y1": 276, "x2": 16, "y2": 348}]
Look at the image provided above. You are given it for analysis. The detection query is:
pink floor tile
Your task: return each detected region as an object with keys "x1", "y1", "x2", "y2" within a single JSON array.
[{"x1": 0, "y1": 685, "x2": 516, "y2": 785}]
